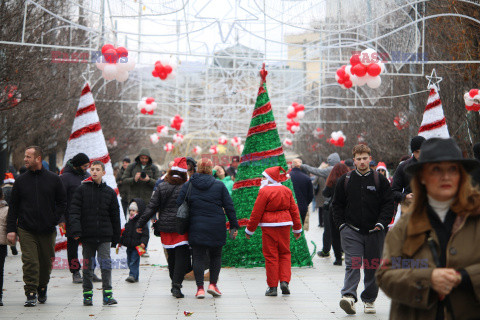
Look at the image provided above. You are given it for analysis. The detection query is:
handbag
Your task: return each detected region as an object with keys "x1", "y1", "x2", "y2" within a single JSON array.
[{"x1": 176, "y1": 182, "x2": 192, "y2": 235}]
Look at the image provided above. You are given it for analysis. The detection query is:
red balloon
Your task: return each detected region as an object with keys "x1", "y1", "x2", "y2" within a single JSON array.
[
  {"x1": 104, "y1": 49, "x2": 118, "y2": 63},
  {"x1": 292, "y1": 102, "x2": 298, "y2": 107},
  {"x1": 344, "y1": 80, "x2": 353, "y2": 88},
  {"x1": 352, "y1": 63, "x2": 367, "y2": 77},
  {"x1": 152, "y1": 70, "x2": 158, "y2": 77},
  {"x1": 140, "y1": 108, "x2": 147, "y2": 114},
  {"x1": 338, "y1": 77, "x2": 345, "y2": 85},
  {"x1": 116, "y1": 47, "x2": 128, "y2": 58},
  {"x1": 336, "y1": 68, "x2": 346, "y2": 78},
  {"x1": 146, "y1": 98, "x2": 154, "y2": 104},
  {"x1": 367, "y1": 63, "x2": 381, "y2": 77},
  {"x1": 101, "y1": 44, "x2": 115, "y2": 55},
  {"x1": 147, "y1": 110, "x2": 154, "y2": 115},
  {"x1": 295, "y1": 104, "x2": 305, "y2": 112},
  {"x1": 155, "y1": 61, "x2": 162, "y2": 66},
  {"x1": 155, "y1": 64, "x2": 164, "y2": 73},
  {"x1": 287, "y1": 112, "x2": 296, "y2": 119},
  {"x1": 164, "y1": 65, "x2": 173, "y2": 74},
  {"x1": 159, "y1": 72, "x2": 168, "y2": 80},
  {"x1": 350, "y1": 54, "x2": 361, "y2": 67}
]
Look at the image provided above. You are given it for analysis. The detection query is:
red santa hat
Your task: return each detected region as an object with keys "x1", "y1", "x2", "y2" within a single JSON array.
[
  {"x1": 262, "y1": 166, "x2": 288, "y2": 184},
  {"x1": 4, "y1": 172, "x2": 15, "y2": 184},
  {"x1": 171, "y1": 157, "x2": 188, "y2": 172},
  {"x1": 376, "y1": 162, "x2": 387, "y2": 172}
]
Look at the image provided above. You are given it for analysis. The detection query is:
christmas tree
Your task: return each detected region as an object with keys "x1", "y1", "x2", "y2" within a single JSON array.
[{"x1": 222, "y1": 65, "x2": 313, "y2": 267}]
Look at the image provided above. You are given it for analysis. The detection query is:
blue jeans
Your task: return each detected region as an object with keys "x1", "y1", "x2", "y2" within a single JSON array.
[{"x1": 126, "y1": 247, "x2": 140, "y2": 281}]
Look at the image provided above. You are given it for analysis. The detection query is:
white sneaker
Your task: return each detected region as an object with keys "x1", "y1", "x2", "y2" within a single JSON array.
[
  {"x1": 340, "y1": 295, "x2": 356, "y2": 315},
  {"x1": 364, "y1": 301, "x2": 376, "y2": 314}
]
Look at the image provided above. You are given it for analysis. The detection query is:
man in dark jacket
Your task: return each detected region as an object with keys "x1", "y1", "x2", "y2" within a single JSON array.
[
  {"x1": 115, "y1": 157, "x2": 130, "y2": 218},
  {"x1": 289, "y1": 159, "x2": 313, "y2": 224},
  {"x1": 470, "y1": 142, "x2": 480, "y2": 186},
  {"x1": 6, "y1": 146, "x2": 67, "y2": 307},
  {"x1": 332, "y1": 144, "x2": 393, "y2": 315},
  {"x1": 69, "y1": 161, "x2": 120, "y2": 306},
  {"x1": 391, "y1": 136, "x2": 425, "y2": 205},
  {"x1": 121, "y1": 148, "x2": 159, "y2": 204},
  {"x1": 119, "y1": 198, "x2": 149, "y2": 283},
  {"x1": 60, "y1": 153, "x2": 90, "y2": 283}
]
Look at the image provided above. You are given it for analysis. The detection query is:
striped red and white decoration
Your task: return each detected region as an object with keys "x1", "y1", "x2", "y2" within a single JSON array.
[
  {"x1": 418, "y1": 85, "x2": 450, "y2": 139},
  {"x1": 57, "y1": 83, "x2": 126, "y2": 252}
]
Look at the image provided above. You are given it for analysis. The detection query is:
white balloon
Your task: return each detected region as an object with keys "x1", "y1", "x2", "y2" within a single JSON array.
[
  {"x1": 350, "y1": 74, "x2": 359, "y2": 86},
  {"x1": 150, "y1": 133, "x2": 159, "y2": 144},
  {"x1": 126, "y1": 58, "x2": 136, "y2": 71},
  {"x1": 287, "y1": 106, "x2": 295, "y2": 113},
  {"x1": 95, "y1": 59, "x2": 106, "y2": 71},
  {"x1": 151, "y1": 102, "x2": 158, "y2": 110},
  {"x1": 335, "y1": 74, "x2": 340, "y2": 82},
  {"x1": 331, "y1": 132, "x2": 339, "y2": 140},
  {"x1": 145, "y1": 103, "x2": 153, "y2": 112},
  {"x1": 296, "y1": 111, "x2": 305, "y2": 119},
  {"x1": 361, "y1": 48, "x2": 377, "y2": 64},
  {"x1": 115, "y1": 71, "x2": 129, "y2": 82},
  {"x1": 355, "y1": 76, "x2": 368, "y2": 86},
  {"x1": 116, "y1": 60, "x2": 129, "y2": 72},
  {"x1": 345, "y1": 65, "x2": 352, "y2": 76},
  {"x1": 103, "y1": 64, "x2": 117, "y2": 80},
  {"x1": 367, "y1": 76, "x2": 382, "y2": 89}
]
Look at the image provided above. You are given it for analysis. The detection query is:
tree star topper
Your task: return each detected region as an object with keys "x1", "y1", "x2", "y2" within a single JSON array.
[{"x1": 426, "y1": 69, "x2": 443, "y2": 91}]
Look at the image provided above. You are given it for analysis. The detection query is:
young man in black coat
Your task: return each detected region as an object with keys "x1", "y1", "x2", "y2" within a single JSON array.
[
  {"x1": 289, "y1": 158, "x2": 314, "y2": 224},
  {"x1": 332, "y1": 144, "x2": 394, "y2": 315},
  {"x1": 60, "y1": 152, "x2": 91, "y2": 283},
  {"x1": 69, "y1": 161, "x2": 121, "y2": 306},
  {"x1": 118, "y1": 198, "x2": 148, "y2": 283},
  {"x1": 6, "y1": 146, "x2": 67, "y2": 307}
]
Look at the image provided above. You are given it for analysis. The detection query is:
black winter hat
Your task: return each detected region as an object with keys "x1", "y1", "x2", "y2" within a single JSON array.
[
  {"x1": 71, "y1": 153, "x2": 90, "y2": 167},
  {"x1": 186, "y1": 157, "x2": 197, "y2": 168},
  {"x1": 473, "y1": 143, "x2": 480, "y2": 161},
  {"x1": 410, "y1": 136, "x2": 426, "y2": 153},
  {"x1": 123, "y1": 157, "x2": 131, "y2": 163}
]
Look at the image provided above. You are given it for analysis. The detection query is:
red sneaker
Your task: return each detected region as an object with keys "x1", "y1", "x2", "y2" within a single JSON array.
[
  {"x1": 195, "y1": 288, "x2": 205, "y2": 299},
  {"x1": 207, "y1": 284, "x2": 222, "y2": 297}
]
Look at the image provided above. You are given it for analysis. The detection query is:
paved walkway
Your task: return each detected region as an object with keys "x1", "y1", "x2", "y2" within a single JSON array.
[{"x1": 1, "y1": 209, "x2": 391, "y2": 319}]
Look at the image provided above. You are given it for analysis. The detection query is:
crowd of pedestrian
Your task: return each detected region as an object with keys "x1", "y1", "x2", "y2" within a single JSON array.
[{"x1": 1, "y1": 136, "x2": 480, "y2": 319}]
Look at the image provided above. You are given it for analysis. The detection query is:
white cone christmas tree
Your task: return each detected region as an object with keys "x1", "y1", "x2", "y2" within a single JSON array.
[
  {"x1": 418, "y1": 84, "x2": 450, "y2": 139},
  {"x1": 56, "y1": 83, "x2": 126, "y2": 252}
]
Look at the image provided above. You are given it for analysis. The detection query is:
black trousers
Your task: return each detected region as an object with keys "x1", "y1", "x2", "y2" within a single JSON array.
[
  {"x1": 121, "y1": 200, "x2": 129, "y2": 219},
  {"x1": 166, "y1": 245, "x2": 190, "y2": 285},
  {"x1": 300, "y1": 209, "x2": 307, "y2": 224},
  {"x1": 318, "y1": 207, "x2": 324, "y2": 226},
  {"x1": 192, "y1": 246, "x2": 222, "y2": 287},
  {"x1": 67, "y1": 237, "x2": 81, "y2": 273},
  {"x1": 322, "y1": 209, "x2": 342, "y2": 260},
  {"x1": 0, "y1": 245, "x2": 6, "y2": 297}
]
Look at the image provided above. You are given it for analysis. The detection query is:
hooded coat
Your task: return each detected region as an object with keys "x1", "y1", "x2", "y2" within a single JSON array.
[
  {"x1": 120, "y1": 198, "x2": 149, "y2": 248},
  {"x1": 176, "y1": 173, "x2": 239, "y2": 247},
  {"x1": 68, "y1": 177, "x2": 121, "y2": 245},
  {"x1": 376, "y1": 208, "x2": 480, "y2": 320},
  {"x1": 300, "y1": 153, "x2": 341, "y2": 179},
  {"x1": 121, "y1": 148, "x2": 160, "y2": 204},
  {"x1": 60, "y1": 160, "x2": 90, "y2": 227}
]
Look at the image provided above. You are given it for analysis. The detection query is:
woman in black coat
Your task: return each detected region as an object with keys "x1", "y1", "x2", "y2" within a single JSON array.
[
  {"x1": 136, "y1": 158, "x2": 189, "y2": 298},
  {"x1": 177, "y1": 158, "x2": 239, "y2": 299}
]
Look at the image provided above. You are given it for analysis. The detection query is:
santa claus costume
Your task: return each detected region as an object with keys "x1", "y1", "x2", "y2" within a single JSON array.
[{"x1": 245, "y1": 166, "x2": 303, "y2": 296}]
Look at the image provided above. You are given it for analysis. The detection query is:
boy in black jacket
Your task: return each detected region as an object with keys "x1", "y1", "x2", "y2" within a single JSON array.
[
  {"x1": 118, "y1": 198, "x2": 149, "y2": 283},
  {"x1": 69, "y1": 161, "x2": 121, "y2": 306}
]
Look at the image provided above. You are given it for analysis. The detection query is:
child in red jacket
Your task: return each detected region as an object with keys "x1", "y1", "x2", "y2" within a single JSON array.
[{"x1": 245, "y1": 166, "x2": 302, "y2": 296}]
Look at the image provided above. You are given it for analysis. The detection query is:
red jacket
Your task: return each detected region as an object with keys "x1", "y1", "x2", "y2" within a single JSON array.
[{"x1": 246, "y1": 185, "x2": 302, "y2": 235}]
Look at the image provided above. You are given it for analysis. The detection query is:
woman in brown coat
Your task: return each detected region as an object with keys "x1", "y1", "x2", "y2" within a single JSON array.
[{"x1": 376, "y1": 138, "x2": 480, "y2": 320}]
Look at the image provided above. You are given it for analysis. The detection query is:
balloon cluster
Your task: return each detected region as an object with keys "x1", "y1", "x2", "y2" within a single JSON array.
[
  {"x1": 209, "y1": 145, "x2": 218, "y2": 155},
  {"x1": 152, "y1": 61, "x2": 176, "y2": 80},
  {"x1": 286, "y1": 102, "x2": 305, "y2": 134},
  {"x1": 394, "y1": 112, "x2": 409, "y2": 130},
  {"x1": 170, "y1": 115, "x2": 184, "y2": 131},
  {"x1": 336, "y1": 49, "x2": 385, "y2": 89},
  {"x1": 107, "y1": 137, "x2": 117, "y2": 148},
  {"x1": 192, "y1": 146, "x2": 202, "y2": 156},
  {"x1": 218, "y1": 135, "x2": 228, "y2": 145},
  {"x1": 2, "y1": 85, "x2": 21, "y2": 107},
  {"x1": 96, "y1": 44, "x2": 135, "y2": 82},
  {"x1": 173, "y1": 133, "x2": 184, "y2": 144},
  {"x1": 231, "y1": 137, "x2": 241, "y2": 147},
  {"x1": 137, "y1": 97, "x2": 157, "y2": 115},
  {"x1": 283, "y1": 138, "x2": 293, "y2": 148},
  {"x1": 156, "y1": 125, "x2": 169, "y2": 137},
  {"x1": 164, "y1": 142, "x2": 174, "y2": 152},
  {"x1": 150, "y1": 133, "x2": 160, "y2": 144},
  {"x1": 313, "y1": 127, "x2": 324, "y2": 139},
  {"x1": 357, "y1": 132, "x2": 366, "y2": 143},
  {"x1": 327, "y1": 131, "x2": 346, "y2": 147},
  {"x1": 464, "y1": 89, "x2": 480, "y2": 112}
]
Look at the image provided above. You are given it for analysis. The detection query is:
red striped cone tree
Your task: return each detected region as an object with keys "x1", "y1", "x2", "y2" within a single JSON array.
[
  {"x1": 222, "y1": 66, "x2": 312, "y2": 267},
  {"x1": 418, "y1": 85, "x2": 450, "y2": 139},
  {"x1": 56, "y1": 83, "x2": 126, "y2": 253}
]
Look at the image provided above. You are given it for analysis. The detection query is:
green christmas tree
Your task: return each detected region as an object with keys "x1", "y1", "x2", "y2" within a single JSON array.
[{"x1": 222, "y1": 65, "x2": 313, "y2": 268}]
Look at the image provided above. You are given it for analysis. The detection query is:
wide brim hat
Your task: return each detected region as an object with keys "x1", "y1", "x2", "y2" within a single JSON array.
[{"x1": 405, "y1": 138, "x2": 480, "y2": 175}]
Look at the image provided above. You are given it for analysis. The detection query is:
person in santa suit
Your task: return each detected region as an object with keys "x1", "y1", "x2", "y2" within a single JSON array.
[{"x1": 245, "y1": 166, "x2": 303, "y2": 296}]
